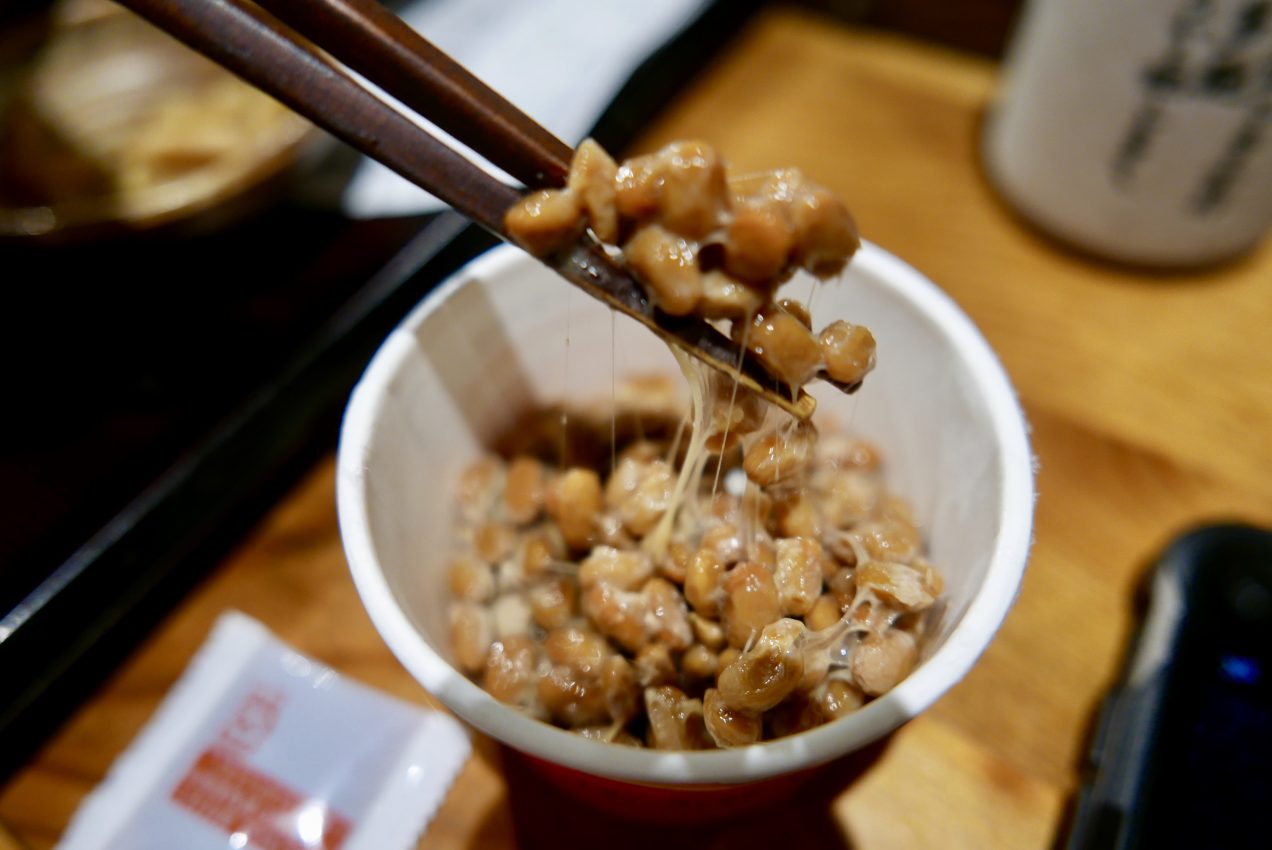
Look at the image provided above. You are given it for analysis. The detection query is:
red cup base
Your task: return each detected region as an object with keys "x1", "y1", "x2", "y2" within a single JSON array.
[
  {"x1": 516, "y1": 752, "x2": 817, "y2": 823},
  {"x1": 498, "y1": 735, "x2": 892, "y2": 827}
]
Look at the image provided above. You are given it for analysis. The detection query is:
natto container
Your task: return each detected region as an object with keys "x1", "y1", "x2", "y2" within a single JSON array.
[{"x1": 335, "y1": 242, "x2": 1035, "y2": 821}]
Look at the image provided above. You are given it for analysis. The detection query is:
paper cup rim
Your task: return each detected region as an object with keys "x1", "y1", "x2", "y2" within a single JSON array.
[{"x1": 337, "y1": 241, "x2": 1034, "y2": 784}]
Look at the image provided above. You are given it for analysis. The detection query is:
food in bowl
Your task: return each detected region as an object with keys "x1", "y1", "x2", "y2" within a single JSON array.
[
  {"x1": 445, "y1": 375, "x2": 943, "y2": 750},
  {"x1": 504, "y1": 138, "x2": 876, "y2": 391},
  {"x1": 0, "y1": 0, "x2": 317, "y2": 239},
  {"x1": 444, "y1": 140, "x2": 946, "y2": 751},
  {"x1": 338, "y1": 236, "x2": 1034, "y2": 793}
]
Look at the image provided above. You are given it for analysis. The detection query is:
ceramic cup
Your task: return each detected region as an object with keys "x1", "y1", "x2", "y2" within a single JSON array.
[
  {"x1": 335, "y1": 242, "x2": 1034, "y2": 820},
  {"x1": 985, "y1": 0, "x2": 1272, "y2": 267}
]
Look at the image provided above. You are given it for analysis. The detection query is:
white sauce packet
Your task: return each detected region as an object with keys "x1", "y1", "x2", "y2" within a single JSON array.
[{"x1": 56, "y1": 611, "x2": 471, "y2": 850}]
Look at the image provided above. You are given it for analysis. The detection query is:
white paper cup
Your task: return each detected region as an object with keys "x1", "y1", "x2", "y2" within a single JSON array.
[{"x1": 336, "y1": 242, "x2": 1034, "y2": 817}]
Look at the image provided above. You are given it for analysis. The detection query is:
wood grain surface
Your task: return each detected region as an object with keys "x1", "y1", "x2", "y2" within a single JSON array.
[{"x1": 5, "y1": 8, "x2": 1272, "y2": 848}]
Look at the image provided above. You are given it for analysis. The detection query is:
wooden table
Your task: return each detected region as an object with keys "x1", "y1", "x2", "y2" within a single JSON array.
[{"x1": 5, "y1": 8, "x2": 1272, "y2": 848}]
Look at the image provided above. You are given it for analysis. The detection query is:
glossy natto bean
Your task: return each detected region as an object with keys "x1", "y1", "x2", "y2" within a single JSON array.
[
  {"x1": 502, "y1": 454, "x2": 546, "y2": 525},
  {"x1": 774, "y1": 536, "x2": 824, "y2": 617},
  {"x1": 743, "y1": 420, "x2": 816, "y2": 491},
  {"x1": 568, "y1": 138, "x2": 619, "y2": 244},
  {"x1": 504, "y1": 187, "x2": 584, "y2": 257},
  {"x1": 579, "y1": 545, "x2": 653, "y2": 591},
  {"x1": 644, "y1": 685, "x2": 711, "y2": 750},
  {"x1": 547, "y1": 467, "x2": 603, "y2": 551},
  {"x1": 623, "y1": 223, "x2": 702, "y2": 317},
  {"x1": 703, "y1": 687, "x2": 762, "y2": 748},
  {"x1": 715, "y1": 618, "x2": 805, "y2": 712},
  {"x1": 722, "y1": 561, "x2": 782, "y2": 649}
]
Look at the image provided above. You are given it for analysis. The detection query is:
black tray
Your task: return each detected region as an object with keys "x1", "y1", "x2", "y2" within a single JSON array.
[{"x1": 0, "y1": 0, "x2": 763, "y2": 780}]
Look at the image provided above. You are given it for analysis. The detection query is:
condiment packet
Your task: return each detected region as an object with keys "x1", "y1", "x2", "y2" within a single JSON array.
[{"x1": 56, "y1": 611, "x2": 470, "y2": 850}]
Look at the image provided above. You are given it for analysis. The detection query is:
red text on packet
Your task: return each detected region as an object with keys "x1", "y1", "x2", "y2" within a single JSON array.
[
  {"x1": 172, "y1": 748, "x2": 352, "y2": 850},
  {"x1": 170, "y1": 687, "x2": 353, "y2": 850},
  {"x1": 217, "y1": 686, "x2": 286, "y2": 758}
]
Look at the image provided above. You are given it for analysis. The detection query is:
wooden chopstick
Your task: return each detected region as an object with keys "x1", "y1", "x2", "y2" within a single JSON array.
[
  {"x1": 548, "y1": 239, "x2": 826, "y2": 419},
  {"x1": 252, "y1": 0, "x2": 573, "y2": 189},
  {"x1": 115, "y1": 0, "x2": 521, "y2": 234},
  {"x1": 115, "y1": 0, "x2": 822, "y2": 420}
]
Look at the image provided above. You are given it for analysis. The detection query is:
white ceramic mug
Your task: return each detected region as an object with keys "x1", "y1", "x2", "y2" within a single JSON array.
[{"x1": 984, "y1": 0, "x2": 1272, "y2": 267}]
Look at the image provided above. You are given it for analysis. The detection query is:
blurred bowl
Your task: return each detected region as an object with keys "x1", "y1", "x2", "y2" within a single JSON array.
[
  {"x1": 335, "y1": 242, "x2": 1034, "y2": 819},
  {"x1": 0, "y1": 0, "x2": 324, "y2": 241}
]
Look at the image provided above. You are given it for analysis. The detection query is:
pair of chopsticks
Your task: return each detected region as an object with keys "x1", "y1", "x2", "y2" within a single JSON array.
[{"x1": 115, "y1": 0, "x2": 822, "y2": 420}]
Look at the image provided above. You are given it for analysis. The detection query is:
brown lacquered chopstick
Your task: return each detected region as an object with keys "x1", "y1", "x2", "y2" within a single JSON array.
[
  {"x1": 113, "y1": 0, "x2": 822, "y2": 420},
  {"x1": 114, "y1": 0, "x2": 520, "y2": 234},
  {"x1": 252, "y1": 0, "x2": 573, "y2": 189}
]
